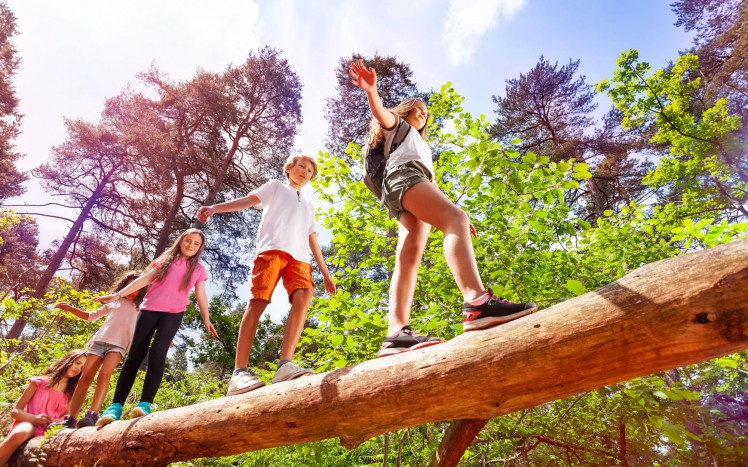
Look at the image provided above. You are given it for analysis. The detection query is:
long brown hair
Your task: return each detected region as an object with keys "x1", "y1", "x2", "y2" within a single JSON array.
[
  {"x1": 366, "y1": 97, "x2": 429, "y2": 148},
  {"x1": 42, "y1": 349, "x2": 86, "y2": 398},
  {"x1": 110, "y1": 270, "x2": 146, "y2": 306},
  {"x1": 148, "y1": 229, "x2": 206, "y2": 291}
]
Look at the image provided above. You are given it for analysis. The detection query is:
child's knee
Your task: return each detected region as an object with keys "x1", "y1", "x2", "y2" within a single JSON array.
[
  {"x1": 291, "y1": 288, "x2": 313, "y2": 305},
  {"x1": 8, "y1": 423, "x2": 34, "y2": 442},
  {"x1": 78, "y1": 369, "x2": 96, "y2": 386},
  {"x1": 444, "y1": 206, "x2": 470, "y2": 231},
  {"x1": 244, "y1": 300, "x2": 267, "y2": 319}
]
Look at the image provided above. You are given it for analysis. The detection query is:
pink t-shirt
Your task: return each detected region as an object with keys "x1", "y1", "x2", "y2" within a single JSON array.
[
  {"x1": 12, "y1": 376, "x2": 69, "y2": 437},
  {"x1": 87, "y1": 298, "x2": 138, "y2": 350},
  {"x1": 140, "y1": 257, "x2": 208, "y2": 313}
]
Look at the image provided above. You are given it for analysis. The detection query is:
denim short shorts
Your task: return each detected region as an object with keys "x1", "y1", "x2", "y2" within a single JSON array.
[
  {"x1": 382, "y1": 160, "x2": 433, "y2": 219},
  {"x1": 87, "y1": 341, "x2": 126, "y2": 358}
]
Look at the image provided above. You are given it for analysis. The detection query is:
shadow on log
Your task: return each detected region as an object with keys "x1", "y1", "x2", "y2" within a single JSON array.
[{"x1": 11, "y1": 238, "x2": 748, "y2": 466}]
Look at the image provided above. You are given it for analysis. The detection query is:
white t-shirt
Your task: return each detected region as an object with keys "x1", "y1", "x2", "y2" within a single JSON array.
[
  {"x1": 383, "y1": 116, "x2": 435, "y2": 178},
  {"x1": 251, "y1": 179, "x2": 317, "y2": 263}
]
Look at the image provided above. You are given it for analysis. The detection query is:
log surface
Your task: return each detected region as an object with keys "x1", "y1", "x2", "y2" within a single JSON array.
[{"x1": 12, "y1": 238, "x2": 748, "y2": 466}]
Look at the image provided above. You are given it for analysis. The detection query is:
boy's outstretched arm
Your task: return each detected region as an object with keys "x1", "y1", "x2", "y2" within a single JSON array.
[
  {"x1": 197, "y1": 194, "x2": 261, "y2": 223},
  {"x1": 309, "y1": 233, "x2": 336, "y2": 296}
]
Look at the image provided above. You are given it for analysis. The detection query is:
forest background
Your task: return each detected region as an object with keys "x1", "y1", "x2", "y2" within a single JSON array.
[{"x1": 1, "y1": 0, "x2": 747, "y2": 465}]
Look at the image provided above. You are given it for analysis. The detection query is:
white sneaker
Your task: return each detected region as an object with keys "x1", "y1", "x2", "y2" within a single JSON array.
[
  {"x1": 226, "y1": 370, "x2": 265, "y2": 396},
  {"x1": 271, "y1": 362, "x2": 314, "y2": 384}
]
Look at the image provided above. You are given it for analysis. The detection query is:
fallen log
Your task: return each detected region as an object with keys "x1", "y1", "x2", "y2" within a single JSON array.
[{"x1": 11, "y1": 238, "x2": 748, "y2": 466}]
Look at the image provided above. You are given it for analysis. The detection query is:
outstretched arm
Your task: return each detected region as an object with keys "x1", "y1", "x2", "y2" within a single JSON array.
[
  {"x1": 349, "y1": 59, "x2": 397, "y2": 130},
  {"x1": 54, "y1": 302, "x2": 89, "y2": 320},
  {"x1": 197, "y1": 194, "x2": 261, "y2": 223},
  {"x1": 94, "y1": 268, "x2": 157, "y2": 304},
  {"x1": 309, "y1": 233, "x2": 336, "y2": 296}
]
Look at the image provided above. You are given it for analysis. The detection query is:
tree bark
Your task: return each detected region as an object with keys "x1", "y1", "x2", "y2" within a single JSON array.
[
  {"x1": 428, "y1": 419, "x2": 488, "y2": 467},
  {"x1": 11, "y1": 238, "x2": 748, "y2": 466}
]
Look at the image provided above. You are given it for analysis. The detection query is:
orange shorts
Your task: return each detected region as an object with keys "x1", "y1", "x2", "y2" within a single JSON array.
[{"x1": 249, "y1": 250, "x2": 314, "y2": 303}]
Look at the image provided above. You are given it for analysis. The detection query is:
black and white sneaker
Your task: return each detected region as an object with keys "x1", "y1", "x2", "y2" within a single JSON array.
[
  {"x1": 462, "y1": 288, "x2": 537, "y2": 331},
  {"x1": 377, "y1": 326, "x2": 443, "y2": 358}
]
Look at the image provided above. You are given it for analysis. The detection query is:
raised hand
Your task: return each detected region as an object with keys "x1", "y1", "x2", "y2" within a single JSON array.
[
  {"x1": 349, "y1": 59, "x2": 377, "y2": 93},
  {"x1": 197, "y1": 206, "x2": 215, "y2": 223}
]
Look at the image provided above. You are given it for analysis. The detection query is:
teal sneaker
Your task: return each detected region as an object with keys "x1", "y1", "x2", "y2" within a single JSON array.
[
  {"x1": 96, "y1": 403, "x2": 123, "y2": 426},
  {"x1": 129, "y1": 401, "x2": 151, "y2": 419}
]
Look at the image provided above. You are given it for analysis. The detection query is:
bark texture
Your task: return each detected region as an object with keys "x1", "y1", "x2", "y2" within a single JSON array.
[
  {"x1": 429, "y1": 419, "x2": 489, "y2": 467},
  {"x1": 11, "y1": 238, "x2": 748, "y2": 466}
]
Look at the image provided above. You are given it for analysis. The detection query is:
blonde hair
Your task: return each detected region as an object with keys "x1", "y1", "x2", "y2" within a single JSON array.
[
  {"x1": 284, "y1": 154, "x2": 318, "y2": 180},
  {"x1": 148, "y1": 228, "x2": 206, "y2": 291},
  {"x1": 366, "y1": 98, "x2": 429, "y2": 148}
]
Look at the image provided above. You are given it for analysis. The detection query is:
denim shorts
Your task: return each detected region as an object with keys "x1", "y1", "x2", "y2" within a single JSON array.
[
  {"x1": 87, "y1": 341, "x2": 126, "y2": 358},
  {"x1": 382, "y1": 160, "x2": 433, "y2": 219}
]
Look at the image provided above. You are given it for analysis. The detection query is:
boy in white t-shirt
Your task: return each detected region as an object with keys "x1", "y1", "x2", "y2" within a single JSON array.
[{"x1": 198, "y1": 154, "x2": 336, "y2": 395}]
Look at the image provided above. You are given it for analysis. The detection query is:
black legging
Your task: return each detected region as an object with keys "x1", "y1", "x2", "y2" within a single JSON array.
[{"x1": 113, "y1": 310, "x2": 184, "y2": 404}]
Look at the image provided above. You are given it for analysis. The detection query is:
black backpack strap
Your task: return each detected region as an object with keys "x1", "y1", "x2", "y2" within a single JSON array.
[{"x1": 384, "y1": 117, "x2": 411, "y2": 157}]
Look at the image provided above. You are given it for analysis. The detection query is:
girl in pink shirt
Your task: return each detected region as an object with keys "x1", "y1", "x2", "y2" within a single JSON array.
[
  {"x1": 94, "y1": 229, "x2": 218, "y2": 425},
  {"x1": 0, "y1": 350, "x2": 86, "y2": 465},
  {"x1": 53, "y1": 271, "x2": 146, "y2": 428}
]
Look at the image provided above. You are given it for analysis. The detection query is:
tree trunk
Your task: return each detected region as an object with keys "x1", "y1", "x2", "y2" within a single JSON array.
[
  {"x1": 428, "y1": 419, "x2": 488, "y2": 467},
  {"x1": 11, "y1": 238, "x2": 748, "y2": 466},
  {"x1": 152, "y1": 169, "x2": 184, "y2": 257},
  {"x1": 6, "y1": 168, "x2": 117, "y2": 339}
]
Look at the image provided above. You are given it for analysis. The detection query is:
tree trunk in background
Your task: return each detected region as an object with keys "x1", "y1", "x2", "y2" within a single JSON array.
[
  {"x1": 6, "y1": 170, "x2": 116, "y2": 339},
  {"x1": 11, "y1": 238, "x2": 748, "y2": 466},
  {"x1": 152, "y1": 170, "x2": 184, "y2": 258}
]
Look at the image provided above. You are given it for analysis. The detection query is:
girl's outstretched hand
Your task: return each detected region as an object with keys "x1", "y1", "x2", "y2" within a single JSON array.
[
  {"x1": 204, "y1": 319, "x2": 218, "y2": 338},
  {"x1": 93, "y1": 294, "x2": 117, "y2": 304},
  {"x1": 349, "y1": 59, "x2": 377, "y2": 93}
]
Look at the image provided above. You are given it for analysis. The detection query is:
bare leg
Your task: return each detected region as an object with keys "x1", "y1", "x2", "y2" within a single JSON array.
[
  {"x1": 279, "y1": 289, "x2": 314, "y2": 361},
  {"x1": 234, "y1": 299, "x2": 269, "y2": 369},
  {"x1": 89, "y1": 352, "x2": 123, "y2": 413},
  {"x1": 67, "y1": 354, "x2": 103, "y2": 418},
  {"x1": 388, "y1": 211, "x2": 430, "y2": 335},
  {"x1": 401, "y1": 182, "x2": 485, "y2": 300},
  {"x1": 0, "y1": 422, "x2": 35, "y2": 465}
]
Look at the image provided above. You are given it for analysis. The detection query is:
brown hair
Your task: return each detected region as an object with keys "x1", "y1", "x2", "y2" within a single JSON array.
[
  {"x1": 110, "y1": 270, "x2": 146, "y2": 306},
  {"x1": 366, "y1": 98, "x2": 429, "y2": 148},
  {"x1": 284, "y1": 154, "x2": 319, "y2": 180},
  {"x1": 148, "y1": 229, "x2": 206, "y2": 291},
  {"x1": 42, "y1": 349, "x2": 86, "y2": 398}
]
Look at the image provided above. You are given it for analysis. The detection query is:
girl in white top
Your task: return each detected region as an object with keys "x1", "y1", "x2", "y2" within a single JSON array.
[
  {"x1": 350, "y1": 59, "x2": 537, "y2": 358},
  {"x1": 54, "y1": 271, "x2": 146, "y2": 428}
]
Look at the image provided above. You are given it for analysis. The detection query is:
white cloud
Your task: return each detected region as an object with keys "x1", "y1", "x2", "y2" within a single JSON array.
[{"x1": 441, "y1": 0, "x2": 527, "y2": 67}]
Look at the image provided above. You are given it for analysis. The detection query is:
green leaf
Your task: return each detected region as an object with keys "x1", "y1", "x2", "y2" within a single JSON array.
[{"x1": 564, "y1": 280, "x2": 586, "y2": 296}]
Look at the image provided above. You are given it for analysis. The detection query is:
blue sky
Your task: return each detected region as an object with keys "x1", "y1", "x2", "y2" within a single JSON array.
[{"x1": 5, "y1": 0, "x2": 693, "y2": 320}]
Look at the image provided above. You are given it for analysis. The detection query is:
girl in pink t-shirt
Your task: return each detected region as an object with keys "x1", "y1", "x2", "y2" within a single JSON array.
[
  {"x1": 0, "y1": 350, "x2": 86, "y2": 465},
  {"x1": 93, "y1": 228, "x2": 218, "y2": 425},
  {"x1": 53, "y1": 270, "x2": 146, "y2": 429}
]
